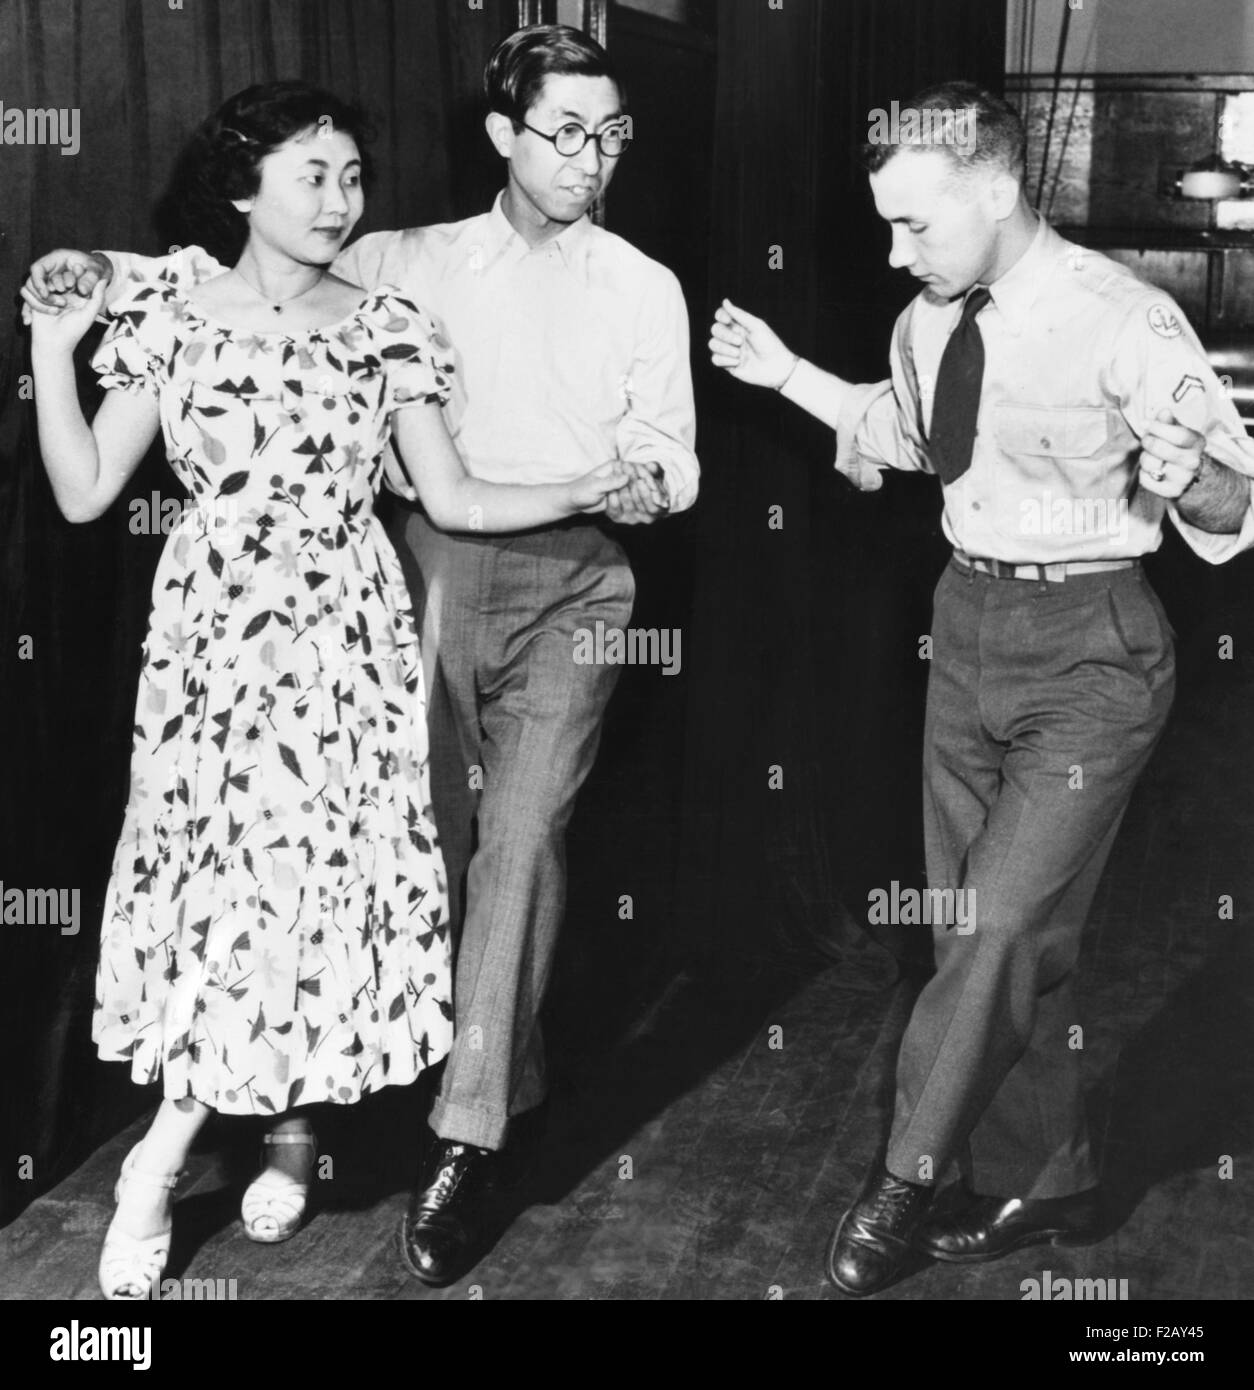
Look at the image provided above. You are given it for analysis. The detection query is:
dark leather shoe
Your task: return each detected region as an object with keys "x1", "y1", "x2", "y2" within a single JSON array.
[
  {"x1": 398, "y1": 1140, "x2": 495, "y2": 1286},
  {"x1": 825, "y1": 1166, "x2": 933, "y2": 1297},
  {"x1": 916, "y1": 1187, "x2": 1102, "y2": 1264}
]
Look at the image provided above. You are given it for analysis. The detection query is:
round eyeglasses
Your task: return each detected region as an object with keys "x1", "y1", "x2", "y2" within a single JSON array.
[{"x1": 520, "y1": 119, "x2": 632, "y2": 159}]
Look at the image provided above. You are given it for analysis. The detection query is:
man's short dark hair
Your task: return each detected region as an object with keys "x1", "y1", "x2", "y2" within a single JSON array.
[
  {"x1": 860, "y1": 81, "x2": 1026, "y2": 186},
  {"x1": 485, "y1": 23, "x2": 624, "y2": 126}
]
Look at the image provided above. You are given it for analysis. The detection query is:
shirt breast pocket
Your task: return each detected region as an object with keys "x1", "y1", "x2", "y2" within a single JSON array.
[{"x1": 993, "y1": 405, "x2": 1112, "y2": 465}]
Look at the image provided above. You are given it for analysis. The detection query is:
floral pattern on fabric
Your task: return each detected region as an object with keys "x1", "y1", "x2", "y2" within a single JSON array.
[{"x1": 89, "y1": 254, "x2": 455, "y2": 1113}]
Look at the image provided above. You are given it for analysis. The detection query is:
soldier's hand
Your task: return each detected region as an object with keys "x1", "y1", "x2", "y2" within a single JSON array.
[
  {"x1": 709, "y1": 299, "x2": 797, "y2": 389},
  {"x1": 1139, "y1": 408, "x2": 1205, "y2": 500}
]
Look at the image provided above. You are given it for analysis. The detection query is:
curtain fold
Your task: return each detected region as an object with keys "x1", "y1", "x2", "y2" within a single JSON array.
[{"x1": 677, "y1": 0, "x2": 1007, "y2": 972}]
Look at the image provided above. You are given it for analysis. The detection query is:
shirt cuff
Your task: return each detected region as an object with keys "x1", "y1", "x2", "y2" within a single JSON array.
[
  {"x1": 89, "y1": 249, "x2": 120, "y2": 321},
  {"x1": 1168, "y1": 482, "x2": 1254, "y2": 564},
  {"x1": 655, "y1": 455, "x2": 698, "y2": 513},
  {"x1": 833, "y1": 380, "x2": 895, "y2": 492},
  {"x1": 1201, "y1": 426, "x2": 1254, "y2": 479}
]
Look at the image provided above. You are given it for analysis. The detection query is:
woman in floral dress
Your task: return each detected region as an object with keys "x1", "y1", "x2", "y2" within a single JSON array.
[{"x1": 24, "y1": 81, "x2": 625, "y2": 1300}]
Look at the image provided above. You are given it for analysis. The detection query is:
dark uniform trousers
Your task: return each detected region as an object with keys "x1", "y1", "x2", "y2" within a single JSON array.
[{"x1": 886, "y1": 557, "x2": 1175, "y2": 1199}]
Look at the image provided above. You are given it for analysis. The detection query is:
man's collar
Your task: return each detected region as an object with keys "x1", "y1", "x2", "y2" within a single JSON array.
[
  {"x1": 482, "y1": 189, "x2": 593, "y2": 278},
  {"x1": 981, "y1": 214, "x2": 1061, "y2": 335}
]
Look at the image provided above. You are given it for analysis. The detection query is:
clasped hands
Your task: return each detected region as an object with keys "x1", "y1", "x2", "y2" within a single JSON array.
[{"x1": 598, "y1": 459, "x2": 669, "y2": 524}]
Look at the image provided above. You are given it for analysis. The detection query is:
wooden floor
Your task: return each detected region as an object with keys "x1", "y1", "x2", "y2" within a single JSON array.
[{"x1": 4, "y1": 576, "x2": 1253, "y2": 1302}]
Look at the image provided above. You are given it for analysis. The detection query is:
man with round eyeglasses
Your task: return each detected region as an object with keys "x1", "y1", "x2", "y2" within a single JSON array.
[
  {"x1": 517, "y1": 115, "x2": 632, "y2": 160},
  {"x1": 337, "y1": 24, "x2": 698, "y2": 1284}
]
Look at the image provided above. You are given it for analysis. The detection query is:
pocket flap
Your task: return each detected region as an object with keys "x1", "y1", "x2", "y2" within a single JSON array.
[{"x1": 994, "y1": 406, "x2": 1110, "y2": 458}]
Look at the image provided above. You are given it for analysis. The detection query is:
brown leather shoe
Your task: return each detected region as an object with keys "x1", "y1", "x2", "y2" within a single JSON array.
[
  {"x1": 825, "y1": 1165, "x2": 933, "y2": 1297},
  {"x1": 915, "y1": 1188, "x2": 1102, "y2": 1264},
  {"x1": 398, "y1": 1139, "x2": 495, "y2": 1286}
]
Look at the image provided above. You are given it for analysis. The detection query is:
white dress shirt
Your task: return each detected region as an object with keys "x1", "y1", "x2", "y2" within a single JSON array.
[{"x1": 334, "y1": 192, "x2": 699, "y2": 511}]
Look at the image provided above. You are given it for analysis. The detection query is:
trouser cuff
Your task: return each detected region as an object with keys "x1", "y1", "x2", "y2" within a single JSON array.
[{"x1": 429, "y1": 1099, "x2": 508, "y2": 1152}]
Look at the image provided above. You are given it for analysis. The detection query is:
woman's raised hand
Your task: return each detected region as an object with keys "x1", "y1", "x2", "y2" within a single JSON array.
[
  {"x1": 23, "y1": 249, "x2": 114, "y2": 313},
  {"x1": 23, "y1": 277, "x2": 107, "y2": 354}
]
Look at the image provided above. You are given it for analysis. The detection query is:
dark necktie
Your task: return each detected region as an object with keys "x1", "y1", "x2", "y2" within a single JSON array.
[{"x1": 929, "y1": 286, "x2": 991, "y2": 485}]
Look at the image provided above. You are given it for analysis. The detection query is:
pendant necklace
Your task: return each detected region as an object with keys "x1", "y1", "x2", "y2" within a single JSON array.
[{"x1": 233, "y1": 267, "x2": 321, "y2": 315}]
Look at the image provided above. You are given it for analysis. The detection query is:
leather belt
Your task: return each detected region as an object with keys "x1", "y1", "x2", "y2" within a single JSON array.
[{"x1": 952, "y1": 550, "x2": 1138, "y2": 582}]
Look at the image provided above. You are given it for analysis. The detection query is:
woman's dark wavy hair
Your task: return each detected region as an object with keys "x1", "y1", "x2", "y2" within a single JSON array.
[{"x1": 156, "y1": 81, "x2": 375, "y2": 266}]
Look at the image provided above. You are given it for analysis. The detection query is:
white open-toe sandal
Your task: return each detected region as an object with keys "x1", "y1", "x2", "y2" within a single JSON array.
[
  {"x1": 99, "y1": 1143, "x2": 185, "y2": 1301},
  {"x1": 240, "y1": 1130, "x2": 317, "y2": 1243}
]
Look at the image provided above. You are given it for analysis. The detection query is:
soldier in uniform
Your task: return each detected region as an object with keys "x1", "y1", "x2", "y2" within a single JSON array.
[{"x1": 711, "y1": 81, "x2": 1254, "y2": 1296}]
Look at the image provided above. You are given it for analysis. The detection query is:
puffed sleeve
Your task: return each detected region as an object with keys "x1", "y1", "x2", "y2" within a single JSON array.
[
  {"x1": 90, "y1": 278, "x2": 180, "y2": 396},
  {"x1": 365, "y1": 287, "x2": 456, "y2": 412}
]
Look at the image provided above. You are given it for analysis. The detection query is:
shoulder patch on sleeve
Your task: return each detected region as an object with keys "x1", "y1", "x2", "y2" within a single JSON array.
[{"x1": 1147, "y1": 303, "x2": 1182, "y2": 338}]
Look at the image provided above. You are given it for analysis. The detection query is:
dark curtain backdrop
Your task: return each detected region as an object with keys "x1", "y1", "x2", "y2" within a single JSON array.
[
  {"x1": 677, "y1": 0, "x2": 1007, "y2": 974},
  {"x1": 0, "y1": 0, "x2": 519, "y2": 1225}
]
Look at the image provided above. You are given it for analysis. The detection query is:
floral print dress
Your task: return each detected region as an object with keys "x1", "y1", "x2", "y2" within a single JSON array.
[{"x1": 90, "y1": 250, "x2": 454, "y2": 1114}]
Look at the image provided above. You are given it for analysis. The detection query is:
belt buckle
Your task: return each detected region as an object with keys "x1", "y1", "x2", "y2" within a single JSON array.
[
  {"x1": 1014, "y1": 561, "x2": 1062, "y2": 583},
  {"x1": 1005, "y1": 559, "x2": 1062, "y2": 582},
  {"x1": 964, "y1": 554, "x2": 1076, "y2": 582}
]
